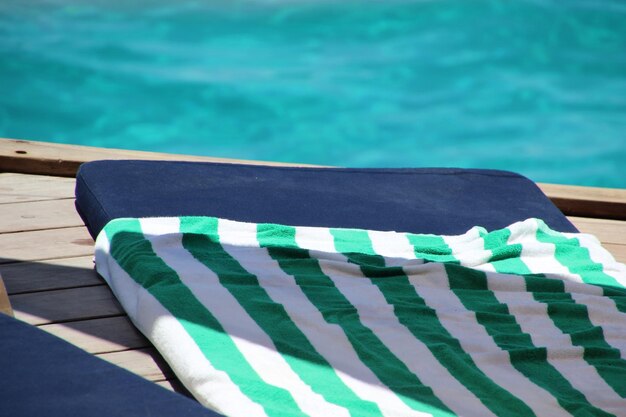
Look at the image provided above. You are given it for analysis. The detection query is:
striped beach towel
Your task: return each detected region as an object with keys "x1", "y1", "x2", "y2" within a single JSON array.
[{"x1": 95, "y1": 217, "x2": 626, "y2": 417}]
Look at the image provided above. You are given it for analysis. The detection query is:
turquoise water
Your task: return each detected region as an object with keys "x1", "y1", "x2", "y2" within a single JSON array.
[{"x1": 1, "y1": 0, "x2": 625, "y2": 187}]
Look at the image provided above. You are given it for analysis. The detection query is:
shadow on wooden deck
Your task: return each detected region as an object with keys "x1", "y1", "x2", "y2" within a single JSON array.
[{"x1": 0, "y1": 256, "x2": 193, "y2": 397}]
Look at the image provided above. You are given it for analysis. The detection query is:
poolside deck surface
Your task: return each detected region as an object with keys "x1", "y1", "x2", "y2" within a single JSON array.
[{"x1": 1, "y1": 139, "x2": 625, "y2": 398}]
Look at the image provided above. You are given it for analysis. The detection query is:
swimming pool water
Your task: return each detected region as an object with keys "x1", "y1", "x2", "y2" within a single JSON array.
[{"x1": 1, "y1": 0, "x2": 625, "y2": 187}]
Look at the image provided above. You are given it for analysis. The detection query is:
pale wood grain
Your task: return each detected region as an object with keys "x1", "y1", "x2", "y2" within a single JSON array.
[
  {"x1": 0, "y1": 172, "x2": 75, "y2": 204},
  {"x1": 11, "y1": 285, "x2": 123, "y2": 325},
  {"x1": 1, "y1": 256, "x2": 99, "y2": 295},
  {"x1": 0, "y1": 198, "x2": 82, "y2": 233},
  {"x1": 0, "y1": 226, "x2": 93, "y2": 264},
  {"x1": 603, "y1": 243, "x2": 626, "y2": 264},
  {"x1": 39, "y1": 316, "x2": 149, "y2": 354},
  {"x1": 568, "y1": 217, "x2": 626, "y2": 246},
  {"x1": 97, "y1": 347, "x2": 174, "y2": 382}
]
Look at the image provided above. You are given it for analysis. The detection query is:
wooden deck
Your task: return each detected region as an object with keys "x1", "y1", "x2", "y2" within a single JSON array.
[
  {"x1": 0, "y1": 172, "x2": 186, "y2": 392},
  {"x1": 1, "y1": 138, "x2": 625, "y2": 398}
]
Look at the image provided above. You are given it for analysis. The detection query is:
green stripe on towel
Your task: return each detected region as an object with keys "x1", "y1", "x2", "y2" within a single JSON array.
[{"x1": 96, "y1": 217, "x2": 626, "y2": 417}]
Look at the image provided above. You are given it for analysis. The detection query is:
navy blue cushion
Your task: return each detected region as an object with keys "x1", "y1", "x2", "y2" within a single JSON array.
[
  {"x1": 76, "y1": 160, "x2": 576, "y2": 239},
  {"x1": 0, "y1": 313, "x2": 222, "y2": 417}
]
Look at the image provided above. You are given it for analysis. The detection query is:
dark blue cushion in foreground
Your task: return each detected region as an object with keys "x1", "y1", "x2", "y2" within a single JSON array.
[
  {"x1": 0, "y1": 313, "x2": 222, "y2": 417},
  {"x1": 76, "y1": 160, "x2": 576, "y2": 239}
]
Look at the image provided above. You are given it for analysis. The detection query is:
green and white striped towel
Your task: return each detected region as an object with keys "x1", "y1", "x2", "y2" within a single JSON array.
[{"x1": 95, "y1": 217, "x2": 626, "y2": 417}]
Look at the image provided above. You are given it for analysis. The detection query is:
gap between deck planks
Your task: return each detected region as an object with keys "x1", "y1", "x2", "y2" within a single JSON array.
[
  {"x1": 1, "y1": 198, "x2": 81, "y2": 233},
  {"x1": 1, "y1": 256, "x2": 99, "y2": 294},
  {"x1": 0, "y1": 226, "x2": 94, "y2": 264},
  {"x1": 0, "y1": 172, "x2": 75, "y2": 204},
  {"x1": 1, "y1": 170, "x2": 625, "y2": 397},
  {"x1": 39, "y1": 315, "x2": 149, "y2": 354}
]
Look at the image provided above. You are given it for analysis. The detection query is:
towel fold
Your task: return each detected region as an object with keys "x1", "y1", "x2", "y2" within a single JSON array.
[{"x1": 95, "y1": 217, "x2": 626, "y2": 417}]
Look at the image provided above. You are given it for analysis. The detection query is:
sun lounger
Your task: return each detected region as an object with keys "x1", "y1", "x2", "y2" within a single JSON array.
[
  {"x1": 9, "y1": 161, "x2": 624, "y2": 417},
  {"x1": 74, "y1": 161, "x2": 626, "y2": 417}
]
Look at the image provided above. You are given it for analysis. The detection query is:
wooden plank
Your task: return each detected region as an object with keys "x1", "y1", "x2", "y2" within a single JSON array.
[
  {"x1": 0, "y1": 198, "x2": 82, "y2": 233},
  {"x1": 0, "y1": 274, "x2": 13, "y2": 316},
  {"x1": 3, "y1": 138, "x2": 626, "y2": 220},
  {"x1": 603, "y1": 243, "x2": 626, "y2": 264},
  {"x1": 539, "y1": 183, "x2": 626, "y2": 221},
  {"x1": 11, "y1": 285, "x2": 123, "y2": 325},
  {"x1": 540, "y1": 183, "x2": 626, "y2": 206},
  {"x1": 0, "y1": 172, "x2": 75, "y2": 204},
  {"x1": 2, "y1": 139, "x2": 624, "y2": 221},
  {"x1": 0, "y1": 226, "x2": 93, "y2": 264},
  {"x1": 0, "y1": 138, "x2": 314, "y2": 177},
  {"x1": 39, "y1": 316, "x2": 149, "y2": 354},
  {"x1": 1, "y1": 256, "x2": 100, "y2": 295},
  {"x1": 568, "y1": 217, "x2": 626, "y2": 246},
  {"x1": 97, "y1": 347, "x2": 174, "y2": 382}
]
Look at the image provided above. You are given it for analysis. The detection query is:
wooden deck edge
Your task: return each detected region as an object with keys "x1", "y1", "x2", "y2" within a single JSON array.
[
  {"x1": 0, "y1": 137, "x2": 315, "y2": 177},
  {"x1": 2, "y1": 138, "x2": 625, "y2": 220},
  {"x1": 537, "y1": 183, "x2": 626, "y2": 221}
]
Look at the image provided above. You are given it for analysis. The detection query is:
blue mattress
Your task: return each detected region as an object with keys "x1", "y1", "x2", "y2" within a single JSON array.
[{"x1": 75, "y1": 160, "x2": 577, "y2": 238}]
